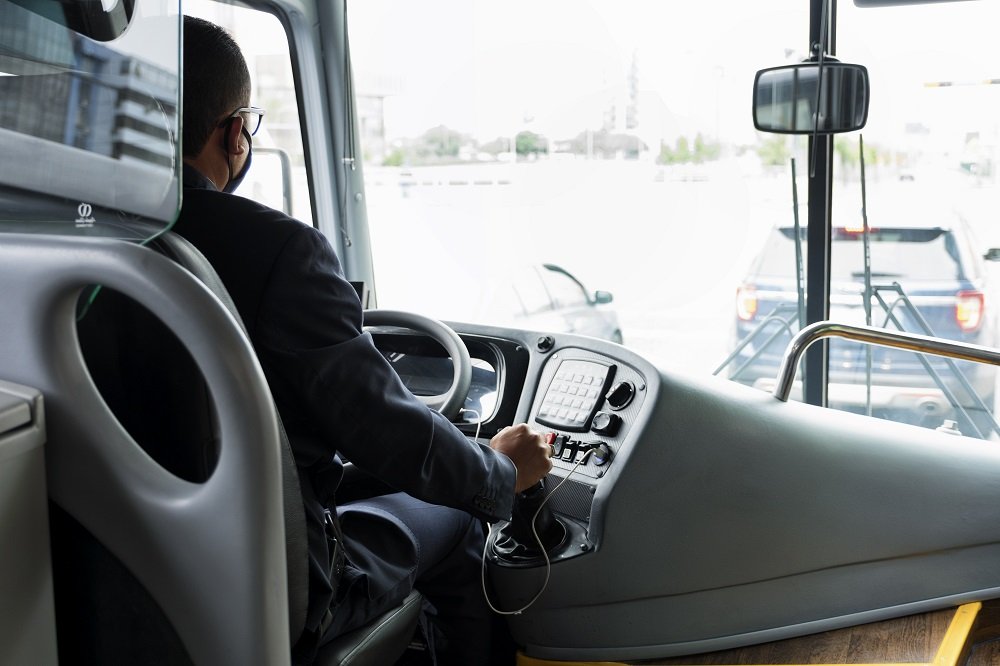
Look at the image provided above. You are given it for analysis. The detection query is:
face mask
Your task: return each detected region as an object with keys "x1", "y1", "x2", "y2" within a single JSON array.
[{"x1": 223, "y1": 126, "x2": 253, "y2": 194}]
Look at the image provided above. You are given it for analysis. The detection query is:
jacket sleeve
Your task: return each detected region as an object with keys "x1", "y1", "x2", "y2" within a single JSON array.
[{"x1": 253, "y1": 224, "x2": 516, "y2": 521}]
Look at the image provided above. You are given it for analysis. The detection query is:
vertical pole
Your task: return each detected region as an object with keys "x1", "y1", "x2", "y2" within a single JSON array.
[{"x1": 803, "y1": 0, "x2": 834, "y2": 408}]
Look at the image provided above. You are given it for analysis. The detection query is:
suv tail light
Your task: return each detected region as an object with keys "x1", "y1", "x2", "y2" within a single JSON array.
[
  {"x1": 737, "y1": 285, "x2": 758, "y2": 321},
  {"x1": 956, "y1": 290, "x2": 984, "y2": 332}
]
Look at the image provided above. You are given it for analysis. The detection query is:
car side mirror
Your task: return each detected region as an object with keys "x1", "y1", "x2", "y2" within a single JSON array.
[
  {"x1": 984, "y1": 248, "x2": 1000, "y2": 262},
  {"x1": 593, "y1": 290, "x2": 614, "y2": 305},
  {"x1": 753, "y1": 61, "x2": 869, "y2": 134}
]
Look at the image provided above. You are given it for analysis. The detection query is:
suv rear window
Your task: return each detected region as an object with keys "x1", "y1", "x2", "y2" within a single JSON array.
[{"x1": 755, "y1": 227, "x2": 963, "y2": 281}]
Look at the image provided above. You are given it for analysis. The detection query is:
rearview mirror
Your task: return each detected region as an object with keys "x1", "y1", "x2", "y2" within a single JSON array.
[{"x1": 753, "y1": 62, "x2": 869, "y2": 134}]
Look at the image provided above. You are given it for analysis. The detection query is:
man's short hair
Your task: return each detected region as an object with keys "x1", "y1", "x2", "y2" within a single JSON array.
[{"x1": 182, "y1": 16, "x2": 251, "y2": 157}]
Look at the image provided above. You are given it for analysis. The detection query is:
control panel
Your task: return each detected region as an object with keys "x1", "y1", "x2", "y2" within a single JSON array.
[
  {"x1": 530, "y1": 349, "x2": 646, "y2": 481},
  {"x1": 535, "y1": 358, "x2": 614, "y2": 432}
]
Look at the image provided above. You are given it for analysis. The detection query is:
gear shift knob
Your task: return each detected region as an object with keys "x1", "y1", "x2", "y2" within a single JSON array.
[{"x1": 495, "y1": 479, "x2": 565, "y2": 561}]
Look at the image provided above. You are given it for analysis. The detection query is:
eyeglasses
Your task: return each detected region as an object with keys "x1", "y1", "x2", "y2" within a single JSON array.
[{"x1": 221, "y1": 106, "x2": 266, "y2": 136}]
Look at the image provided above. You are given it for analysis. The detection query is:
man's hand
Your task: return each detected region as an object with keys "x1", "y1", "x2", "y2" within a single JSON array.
[{"x1": 490, "y1": 424, "x2": 553, "y2": 493}]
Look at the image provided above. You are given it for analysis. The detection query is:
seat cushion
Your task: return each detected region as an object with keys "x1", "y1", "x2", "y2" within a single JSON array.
[{"x1": 315, "y1": 591, "x2": 423, "y2": 666}]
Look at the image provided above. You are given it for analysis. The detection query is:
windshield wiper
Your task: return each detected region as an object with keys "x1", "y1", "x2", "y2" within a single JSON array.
[{"x1": 851, "y1": 271, "x2": 901, "y2": 279}]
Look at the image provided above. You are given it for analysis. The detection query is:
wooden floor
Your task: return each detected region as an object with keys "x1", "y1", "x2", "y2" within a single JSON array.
[
  {"x1": 967, "y1": 639, "x2": 1000, "y2": 666},
  {"x1": 629, "y1": 608, "x2": 955, "y2": 664},
  {"x1": 518, "y1": 600, "x2": 1000, "y2": 666},
  {"x1": 965, "y1": 600, "x2": 1000, "y2": 665}
]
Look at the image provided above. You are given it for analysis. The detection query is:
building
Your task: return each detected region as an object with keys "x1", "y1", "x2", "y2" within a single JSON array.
[{"x1": 0, "y1": 3, "x2": 176, "y2": 169}]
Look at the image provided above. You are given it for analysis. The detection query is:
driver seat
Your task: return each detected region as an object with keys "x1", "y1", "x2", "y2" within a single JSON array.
[{"x1": 0, "y1": 229, "x2": 421, "y2": 665}]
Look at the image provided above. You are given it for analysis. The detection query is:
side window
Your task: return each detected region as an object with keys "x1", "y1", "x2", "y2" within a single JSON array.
[
  {"x1": 542, "y1": 268, "x2": 589, "y2": 309},
  {"x1": 184, "y1": 1, "x2": 313, "y2": 226}
]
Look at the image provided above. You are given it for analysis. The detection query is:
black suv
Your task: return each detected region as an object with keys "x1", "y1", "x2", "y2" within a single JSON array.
[{"x1": 726, "y1": 199, "x2": 999, "y2": 436}]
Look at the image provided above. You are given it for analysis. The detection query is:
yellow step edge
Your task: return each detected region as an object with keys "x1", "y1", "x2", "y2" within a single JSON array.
[
  {"x1": 517, "y1": 656, "x2": 625, "y2": 666},
  {"x1": 517, "y1": 654, "x2": 930, "y2": 666},
  {"x1": 516, "y1": 602, "x2": 983, "y2": 666},
  {"x1": 933, "y1": 601, "x2": 981, "y2": 666},
  {"x1": 516, "y1": 651, "x2": 934, "y2": 666}
]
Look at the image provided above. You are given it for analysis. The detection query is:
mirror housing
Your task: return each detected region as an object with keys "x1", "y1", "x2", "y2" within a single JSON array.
[
  {"x1": 753, "y1": 61, "x2": 869, "y2": 134},
  {"x1": 593, "y1": 290, "x2": 614, "y2": 305}
]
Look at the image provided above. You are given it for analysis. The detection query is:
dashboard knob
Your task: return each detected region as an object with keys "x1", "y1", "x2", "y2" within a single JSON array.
[
  {"x1": 591, "y1": 442, "x2": 612, "y2": 466},
  {"x1": 591, "y1": 411, "x2": 622, "y2": 436},
  {"x1": 605, "y1": 381, "x2": 635, "y2": 410}
]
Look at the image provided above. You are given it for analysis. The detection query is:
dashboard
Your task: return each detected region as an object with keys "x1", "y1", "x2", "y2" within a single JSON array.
[
  {"x1": 371, "y1": 324, "x2": 654, "y2": 535},
  {"x1": 357, "y1": 319, "x2": 1000, "y2": 663},
  {"x1": 371, "y1": 329, "x2": 531, "y2": 433}
]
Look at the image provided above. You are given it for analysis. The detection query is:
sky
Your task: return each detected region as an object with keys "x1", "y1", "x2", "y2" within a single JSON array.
[
  {"x1": 73, "y1": 0, "x2": 1000, "y2": 154},
  {"x1": 347, "y1": 0, "x2": 1000, "y2": 152},
  {"x1": 347, "y1": 1, "x2": 808, "y2": 145},
  {"x1": 106, "y1": 0, "x2": 1000, "y2": 162}
]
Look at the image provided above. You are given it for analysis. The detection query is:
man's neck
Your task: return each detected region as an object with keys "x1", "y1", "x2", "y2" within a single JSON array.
[{"x1": 183, "y1": 155, "x2": 227, "y2": 192}]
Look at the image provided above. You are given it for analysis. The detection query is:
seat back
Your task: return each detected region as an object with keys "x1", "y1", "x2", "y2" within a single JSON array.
[
  {"x1": 0, "y1": 2, "x2": 300, "y2": 661},
  {"x1": 0, "y1": 234, "x2": 292, "y2": 665},
  {"x1": 66, "y1": 227, "x2": 311, "y2": 663}
]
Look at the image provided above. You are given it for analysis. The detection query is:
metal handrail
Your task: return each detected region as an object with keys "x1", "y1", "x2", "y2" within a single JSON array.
[
  {"x1": 871, "y1": 283, "x2": 999, "y2": 438},
  {"x1": 773, "y1": 321, "x2": 1000, "y2": 402},
  {"x1": 713, "y1": 303, "x2": 799, "y2": 377}
]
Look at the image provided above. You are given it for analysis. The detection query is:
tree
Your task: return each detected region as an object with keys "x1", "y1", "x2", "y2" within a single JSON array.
[
  {"x1": 693, "y1": 133, "x2": 721, "y2": 163},
  {"x1": 418, "y1": 125, "x2": 466, "y2": 159},
  {"x1": 382, "y1": 148, "x2": 405, "y2": 167},
  {"x1": 756, "y1": 135, "x2": 790, "y2": 167},
  {"x1": 480, "y1": 137, "x2": 510, "y2": 156},
  {"x1": 561, "y1": 129, "x2": 646, "y2": 159},
  {"x1": 834, "y1": 135, "x2": 880, "y2": 181},
  {"x1": 515, "y1": 131, "x2": 546, "y2": 156},
  {"x1": 658, "y1": 136, "x2": 692, "y2": 165}
]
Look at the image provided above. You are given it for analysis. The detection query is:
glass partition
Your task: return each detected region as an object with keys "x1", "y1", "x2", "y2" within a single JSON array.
[{"x1": 0, "y1": 0, "x2": 180, "y2": 240}]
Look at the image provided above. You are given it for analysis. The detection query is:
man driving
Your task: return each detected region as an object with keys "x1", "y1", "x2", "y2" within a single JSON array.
[{"x1": 178, "y1": 16, "x2": 553, "y2": 665}]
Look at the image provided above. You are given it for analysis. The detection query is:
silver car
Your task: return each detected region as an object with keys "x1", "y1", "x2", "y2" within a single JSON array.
[{"x1": 505, "y1": 264, "x2": 623, "y2": 343}]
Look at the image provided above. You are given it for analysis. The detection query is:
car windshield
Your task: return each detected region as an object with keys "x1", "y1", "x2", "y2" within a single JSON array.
[{"x1": 755, "y1": 227, "x2": 963, "y2": 282}]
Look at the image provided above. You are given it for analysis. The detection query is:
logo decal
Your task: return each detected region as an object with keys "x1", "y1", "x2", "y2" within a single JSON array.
[{"x1": 75, "y1": 203, "x2": 96, "y2": 228}]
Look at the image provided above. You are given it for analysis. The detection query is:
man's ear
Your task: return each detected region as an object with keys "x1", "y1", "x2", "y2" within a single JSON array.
[{"x1": 224, "y1": 116, "x2": 247, "y2": 155}]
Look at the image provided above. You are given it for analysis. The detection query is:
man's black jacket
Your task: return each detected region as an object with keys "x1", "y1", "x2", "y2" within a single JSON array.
[{"x1": 172, "y1": 165, "x2": 516, "y2": 636}]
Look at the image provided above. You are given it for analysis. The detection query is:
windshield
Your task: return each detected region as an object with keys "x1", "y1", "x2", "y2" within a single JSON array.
[
  {"x1": 345, "y1": 1, "x2": 1000, "y2": 436},
  {"x1": 348, "y1": 0, "x2": 808, "y2": 372}
]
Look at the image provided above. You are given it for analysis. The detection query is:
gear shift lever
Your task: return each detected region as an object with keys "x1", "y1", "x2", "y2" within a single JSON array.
[{"x1": 493, "y1": 479, "x2": 566, "y2": 562}]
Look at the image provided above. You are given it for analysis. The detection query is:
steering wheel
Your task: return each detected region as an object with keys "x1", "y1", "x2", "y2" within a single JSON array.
[{"x1": 363, "y1": 309, "x2": 472, "y2": 421}]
